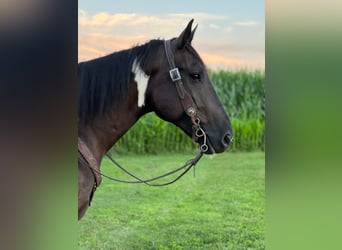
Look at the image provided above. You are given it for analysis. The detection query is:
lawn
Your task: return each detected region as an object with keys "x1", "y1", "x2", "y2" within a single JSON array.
[{"x1": 78, "y1": 151, "x2": 265, "y2": 250}]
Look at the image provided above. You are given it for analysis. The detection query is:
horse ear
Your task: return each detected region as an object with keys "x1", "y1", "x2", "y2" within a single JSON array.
[
  {"x1": 174, "y1": 19, "x2": 196, "y2": 49},
  {"x1": 189, "y1": 24, "x2": 198, "y2": 43}
]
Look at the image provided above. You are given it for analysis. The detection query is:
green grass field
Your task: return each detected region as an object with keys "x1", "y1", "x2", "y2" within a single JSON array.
[{"x1": 78, "y1": 152, "x2": 265, "y2": 250}]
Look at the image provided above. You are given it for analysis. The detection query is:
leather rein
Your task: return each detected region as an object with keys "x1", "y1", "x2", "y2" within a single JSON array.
[{"x1": 80, "y1": 39, "x2": 209, "y2": 187}]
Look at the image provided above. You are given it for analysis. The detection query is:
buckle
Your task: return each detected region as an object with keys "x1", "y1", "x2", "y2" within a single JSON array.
[{"x1": 169, "y1": 68, "x2": 181, "y2": 82}]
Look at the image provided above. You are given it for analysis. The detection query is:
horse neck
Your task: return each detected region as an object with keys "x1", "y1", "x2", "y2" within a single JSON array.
[{"x1": 79, "y1": 88, "x2": 146, "y2": 163}]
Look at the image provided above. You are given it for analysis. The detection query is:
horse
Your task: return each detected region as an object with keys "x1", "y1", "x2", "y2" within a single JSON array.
[{"x1": 78, "y1": 19, "x2": 233, "y2": 220}]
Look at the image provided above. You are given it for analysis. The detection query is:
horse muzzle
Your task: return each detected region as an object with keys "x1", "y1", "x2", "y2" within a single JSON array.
[{"x1": 201, "y1": 131, "x2": 233, "y2": 154}]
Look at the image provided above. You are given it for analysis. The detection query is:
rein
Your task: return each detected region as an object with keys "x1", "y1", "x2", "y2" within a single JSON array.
[
  {"x1": 102, "y1": 151, "x2": 203, "y2": 186},
  {"x1": 82, "y1": 39, "x2": 209, "y2": 187}
]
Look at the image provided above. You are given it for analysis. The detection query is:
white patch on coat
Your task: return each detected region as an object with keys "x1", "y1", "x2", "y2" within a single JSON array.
[{"x1": 132, "y1": 58, "x2": 150, "y2": 107}]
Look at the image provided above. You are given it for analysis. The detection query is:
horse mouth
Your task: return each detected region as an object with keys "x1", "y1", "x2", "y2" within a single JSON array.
[
  {"x1": 204, "y1": 141, "x2": 215, "y2": 154},
  {"x1": 197, "y1": 135, "x2": 215, "y2": 154},
  {"x1": 197, "y1": 132, "x2": 230, "y2": 155},
  {"x1": 177, "y1": 118, "x2": 231, "y2": 154}
]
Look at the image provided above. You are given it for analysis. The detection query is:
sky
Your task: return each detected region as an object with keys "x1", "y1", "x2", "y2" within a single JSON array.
[{"x1": 78, "y1": 0, "x2": 264, "y2": 70}]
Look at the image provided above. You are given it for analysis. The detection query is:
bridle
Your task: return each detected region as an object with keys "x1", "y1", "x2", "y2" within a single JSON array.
[
  {"x1": 164, "y1": 39, "x2": 209, "y2": 153},
  {"x1": 79, "y1": 39, "x2": 209, "y2": 188}
]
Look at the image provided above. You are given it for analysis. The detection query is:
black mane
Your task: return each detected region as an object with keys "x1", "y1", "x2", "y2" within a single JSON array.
[{"x1": 78, "y1": 39, "x2": 163, "y2": 123}]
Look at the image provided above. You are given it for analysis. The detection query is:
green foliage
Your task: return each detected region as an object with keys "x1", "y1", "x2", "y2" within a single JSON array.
[
  {"x1": 114, "y1": 70, "x2": 265, "y2": 153},
  {"x1": 79, "y1": 152, "x2": 265, "y2": 249},
  {"x1": 231, "y1": 118, "x2": 265, "y2": 151},
  {"x1": 210, "y1": 70, "x2": 265, "y2": 120}
]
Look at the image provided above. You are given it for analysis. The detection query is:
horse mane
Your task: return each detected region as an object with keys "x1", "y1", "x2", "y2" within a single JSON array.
[{"x1": 78, "y1": 39, "x2": 163, "y2": 123}]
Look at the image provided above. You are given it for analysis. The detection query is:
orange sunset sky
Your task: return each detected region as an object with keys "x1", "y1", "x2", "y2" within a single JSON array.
[{"x1": 78, "y1": 0, "x2": 264, "y2": 70}]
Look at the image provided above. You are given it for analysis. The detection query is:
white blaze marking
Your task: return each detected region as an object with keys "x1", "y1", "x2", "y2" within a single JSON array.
[{"x1": 132, "y1": 58, "x2": 150, "y2": 107}]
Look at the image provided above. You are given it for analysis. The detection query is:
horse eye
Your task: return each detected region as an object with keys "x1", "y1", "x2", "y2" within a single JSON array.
[{"x1": 191, "y1": 73, "x2": 201, "y2": 81}]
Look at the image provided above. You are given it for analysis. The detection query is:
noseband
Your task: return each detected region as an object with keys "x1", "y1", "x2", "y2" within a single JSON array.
[{"x1": 164, "y1": 39, "x2": 208, "y2": 152}]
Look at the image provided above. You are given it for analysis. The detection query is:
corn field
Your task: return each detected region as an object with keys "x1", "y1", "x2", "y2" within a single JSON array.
[{"x1": 113, "y1": 70, "x2": 265, "y2": 153}]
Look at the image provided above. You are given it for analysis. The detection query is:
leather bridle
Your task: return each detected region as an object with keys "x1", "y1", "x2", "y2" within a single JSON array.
[{"x1": 164, "y1": 39, "x2": 208, "y2": 153}]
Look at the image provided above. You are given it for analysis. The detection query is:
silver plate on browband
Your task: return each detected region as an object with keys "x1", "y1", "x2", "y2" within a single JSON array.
[{"x1": 169, "y1": 68, "x2": 181, "y2": 82}]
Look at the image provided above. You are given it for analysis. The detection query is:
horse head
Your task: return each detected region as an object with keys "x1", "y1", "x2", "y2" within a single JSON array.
[{"x1": 141, "y1": 20, "x2": 233, "y2": 154}]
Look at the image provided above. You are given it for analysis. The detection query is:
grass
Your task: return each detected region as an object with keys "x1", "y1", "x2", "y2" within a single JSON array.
[{"x1": 78, "y1": 152, "x2": 265, "y2": 249}]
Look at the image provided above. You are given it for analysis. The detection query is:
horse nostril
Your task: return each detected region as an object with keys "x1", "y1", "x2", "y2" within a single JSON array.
[{"x1": 221, "y1": 133, "x2": 232, "y2": 148}]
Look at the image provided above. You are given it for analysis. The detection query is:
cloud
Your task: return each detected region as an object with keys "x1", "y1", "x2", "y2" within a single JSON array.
[
  {"x1": 234, "y1": 21, "x2": 259, "y2": 27},
  {"x1": 168, "y1": 13, "x2": 229, "y2": 21},
  {"x1": 209, "y1": 24, "x2": 220, "y2": 30},
  {"x1": 79, "y1": 12, "x2": 161, "y2": 27},
  {"x1": 209, "y1": 23, "x2": 233, "y2": 33},
  {"x1": 78, "y1": 10, "x2": 190, "y2": 39},
  {"x1": 195, "y1": 40, "x2": 264, "y2": 69},
  {"x1": 225, "y1": 26, "x2": 233, "y2": 32},
  {"x1": 78, "y1": 10, "x2": 264, "y2": 70},
  {"x1": 78, "y1": 33, "x2": 147, "y2": 62},
  {"x1": 78, "y1": 10, "x2": 229, "y2": 30},
  {"x1": 201, "y1": 53, "x2": 248, "y2": 66},
  {"x1": 201, "y1": 53, "x2": 264, "y2": 70}
]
